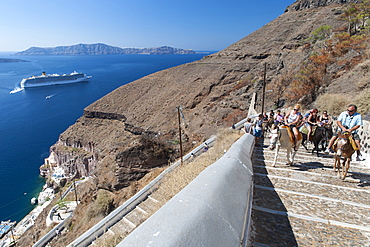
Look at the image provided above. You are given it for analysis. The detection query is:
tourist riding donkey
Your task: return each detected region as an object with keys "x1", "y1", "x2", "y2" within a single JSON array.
[
  {"x1": 318, "y1": 110, "x2": 334, "y2": 149},
  {"x1": 272, "y1": 104, "x2": 303, "y2": 166},
  {"x1": 300, "y1": 109, "x2": 333, "y2": 155},
  {"x1": 325, "y1": 104, "x2": 364, "y2": 161},
  {"x1": 325, "y1": 104, "x2": 365, "y2": 179}
]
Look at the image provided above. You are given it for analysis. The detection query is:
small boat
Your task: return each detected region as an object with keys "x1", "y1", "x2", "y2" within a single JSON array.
[
  {"x1": 20, "y1": 71, "x2": 91, "y2": 88},
  {"x1": 31, "y1": 197, "x2": 38, "y2": 205}
]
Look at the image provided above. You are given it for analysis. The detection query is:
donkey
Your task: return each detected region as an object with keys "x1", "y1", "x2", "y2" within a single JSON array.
[
  {"x1": 333, "y1": 132, "x2": 355, "y2": 180},
  {"x1": 302, "y1": 126, "x2": 332, "y2": 156},
  {"x1": 272, "y1": 126, "x2": 303, "y2": 167}
]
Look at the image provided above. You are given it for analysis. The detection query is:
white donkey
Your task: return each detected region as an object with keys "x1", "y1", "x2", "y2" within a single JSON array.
[{"x1": 272, "y1": 126, "x2": 302, "y2": 167}]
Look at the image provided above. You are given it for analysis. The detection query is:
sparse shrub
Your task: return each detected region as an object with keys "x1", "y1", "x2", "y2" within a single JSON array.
[
  {"x1": 354, "y1": 88, "x2": 370, "y2": 115},
  {"x1": 332, "y1": 33, "x2": 367, "y2": 56},
  {"x1": 315, "y1": 90, "x2": 370, "y2": 117},
  {"x1": 102, "y1": 234, "x2": 125, "y2": 247},
  {"x1": 309, "y1": 25, "x2": 333, "y2": 43},
  {"x1": 160, "y1": 128, "x2": 241, "y2": 201},
  {"x1": 56, "y1": 199, "x2": 68, "y2": 210},
  {"x1": 314, "y1": 94, "x2": 350, "y2": 116},
  {"x1": 171, "y1": 139, "x2": 180, "y2": 145},
  {"x1": 86, "y1": 189, "x2": 114, "y2": 220}
]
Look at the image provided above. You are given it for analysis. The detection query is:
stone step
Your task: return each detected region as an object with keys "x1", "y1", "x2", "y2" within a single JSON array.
[
  {"x1": 251, "y1": 138, "x2": 370, "y2": 245},
  {"x1": 253, "y1": 165, "x2": 370, "y2": 189},
  {"x1": 255, "y1": 150, "x2": 363, "y2": 165},
  {"x1": 110, "y1": 218, "x2": 136, "y2": 236},
  {"x1": 90, "y1": 193, "x2": 162, "y2": 246},
  {"x1": 149, "y1": 190, "x2": 170, "y2": 205},
  {"x1": 124, "y1": 207, "x2": 148, "y2": 227},
  {"x1": 254, "y1": 174, "x2": 370, "y2": 205},
  {"x1": 250, "y1": 209, "x2": 370, "y2": 246},
  {"x1": 253, "y1": 151, "x2": 369, "y2": 174},
  {"x1": 90, "y1": 229, "x2": 115, "y2": 246},
  {"x1": 137, "y1": 197, "x2": 161, "y2": 216},
  {"x1": 253, "y1": 185, "x2": 370, "y2": 228},
  {"x1": 255, "y1": 150, "x2": 365, "y2": 167}
]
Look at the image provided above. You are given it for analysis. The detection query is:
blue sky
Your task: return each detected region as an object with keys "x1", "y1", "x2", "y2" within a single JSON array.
[{"x1": 0, "y1": 0, "x2": 295, "y2": 52}]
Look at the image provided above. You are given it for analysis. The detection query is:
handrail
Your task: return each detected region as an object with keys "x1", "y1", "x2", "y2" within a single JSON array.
[
  {"x1": 232, "y1": 114, "x2": 259, "y2": 130},
  {"x1": 32, "y1": 215, "x2": 71, "y2": 247}
]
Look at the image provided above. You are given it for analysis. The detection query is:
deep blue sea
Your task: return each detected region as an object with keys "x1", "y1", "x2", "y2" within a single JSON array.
[{"x1": 0, "y1": 52, "x2": 213, "y2": 223}]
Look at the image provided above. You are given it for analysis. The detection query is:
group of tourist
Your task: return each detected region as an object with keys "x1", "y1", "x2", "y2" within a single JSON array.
[{"x1": 244, "y1": 103, "x2": 365, "y2": 161}]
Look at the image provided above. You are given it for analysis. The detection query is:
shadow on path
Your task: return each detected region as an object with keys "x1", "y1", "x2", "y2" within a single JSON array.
[{"x1": 249, "y1": 146, "x2": 298, "y2": 246}]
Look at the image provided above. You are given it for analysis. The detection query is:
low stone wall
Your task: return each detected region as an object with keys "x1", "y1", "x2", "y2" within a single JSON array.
[
  {"x1": 117, "y1": 134, "x2": 255, "y2": 247},
  {"x1": 359, "y1": 120, "x2": 370, "y2": 163}
]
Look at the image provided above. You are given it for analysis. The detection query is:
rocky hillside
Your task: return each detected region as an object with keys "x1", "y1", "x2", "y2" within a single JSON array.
[
  {"x1": 286, "y1": 0, "x2": 357, "y2": 11},
  {"x1": 50, "y1": 0, "x2": 370, "y2": 221},
  {"x1": 18, "y1": 0, "x2": 370, "y2": 245},
  {"x1": 14, "y1": 43, "x2": 195, "y2": 55}
]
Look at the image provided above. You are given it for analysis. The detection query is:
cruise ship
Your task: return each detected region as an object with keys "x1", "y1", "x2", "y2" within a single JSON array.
[{"x1": 20, "y1": 71, "x2": 91, "y2": 88}]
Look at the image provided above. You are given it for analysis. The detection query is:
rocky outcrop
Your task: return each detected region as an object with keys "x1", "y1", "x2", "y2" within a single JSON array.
[
  {"x1": 286, "y1": 0, "x2": 358, "y2": 12},
  {"x1": 14, "y1": 43, "x2": 196, "y2": 56},
  {"x1": 83, "y1": 110, "x2": 127, "y2": 121}
]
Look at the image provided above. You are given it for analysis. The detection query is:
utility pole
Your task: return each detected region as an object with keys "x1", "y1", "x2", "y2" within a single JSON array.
[
  {"x1": 73, "y1": 177, "x2": 78, "y2": 204},
  {"x1": 261, "y1": 63, "x2": 267, "y2": 114},
  {"x1": 177, "y1": 106, "x2": 184, "y2": 165}
]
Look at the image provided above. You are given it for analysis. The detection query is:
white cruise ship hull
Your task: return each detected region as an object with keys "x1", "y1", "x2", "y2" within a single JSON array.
[{"x1": 20, "y1": 72, "x2": 91, "y2": 88}]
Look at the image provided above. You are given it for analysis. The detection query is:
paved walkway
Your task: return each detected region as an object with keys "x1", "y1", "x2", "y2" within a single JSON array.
[
  {"x1": 46, "y1": 201, "x2": 78, "y2": 227},
  {"x1": 249, "y1": 139, "x2": 370, "y2": 246}
]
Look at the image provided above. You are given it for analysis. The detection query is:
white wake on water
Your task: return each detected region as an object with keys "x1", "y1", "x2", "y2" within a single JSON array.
[
  {"x1": 45, "y1": 94, "x2": 55, "y2": 99},
  {"x1": 9, "y1": 87, "x2": 24, "y2": 94}
]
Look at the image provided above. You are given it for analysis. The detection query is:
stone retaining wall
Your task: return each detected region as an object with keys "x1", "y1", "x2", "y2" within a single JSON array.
[{"x1": 359, "y1": 120, "x2": 370, "y2": 162}]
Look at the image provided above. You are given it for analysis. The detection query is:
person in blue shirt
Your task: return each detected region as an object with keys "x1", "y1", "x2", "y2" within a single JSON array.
[{"x1": 325, "y1": 104, "x2": 364, "y2": 161}]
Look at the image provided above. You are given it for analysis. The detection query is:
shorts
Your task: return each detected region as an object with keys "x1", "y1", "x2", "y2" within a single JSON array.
[
  {"x1": 333, "y1": 131, "x2": 361, "y2": 141},
  {"x1": 254, "y1": 129, "x2": 263, "y2": 138},
  {"x1": 274, "y1": 121, "x2": 283, "y2": 127}
]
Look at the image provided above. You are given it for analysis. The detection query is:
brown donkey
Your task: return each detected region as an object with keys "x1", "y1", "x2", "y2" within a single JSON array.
[{"x1": 333, "y1": 132, "x2": 355, "y2": 180}]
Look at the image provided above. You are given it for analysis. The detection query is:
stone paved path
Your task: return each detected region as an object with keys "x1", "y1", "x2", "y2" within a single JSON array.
[{"x1": 249, "y1": 140, "x2": 370, "y2": 246}]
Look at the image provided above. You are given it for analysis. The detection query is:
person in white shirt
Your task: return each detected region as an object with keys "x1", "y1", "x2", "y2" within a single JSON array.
[{"x1": 284, "y1": 104, "x2": 301, "y2": 150}]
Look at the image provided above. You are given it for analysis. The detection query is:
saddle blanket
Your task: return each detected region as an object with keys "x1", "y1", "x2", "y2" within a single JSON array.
[
  {"x1": 333, "y1": 134, "x2": 359, "y2": 151},
  {"x1": 299, "y1": 125, "x2": 317, "y2": 135},
  {"x1": 281, "y1": 126, "x2": 302, "y2": 143}
]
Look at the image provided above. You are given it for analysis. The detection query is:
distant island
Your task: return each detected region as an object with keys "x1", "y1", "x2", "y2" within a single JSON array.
[
  {"x1": 14, "y1": 43, "x2": 196, "y2": 56},
  {"x1": 0, "y1": 58, "x2": 29, "y2": 63}
]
